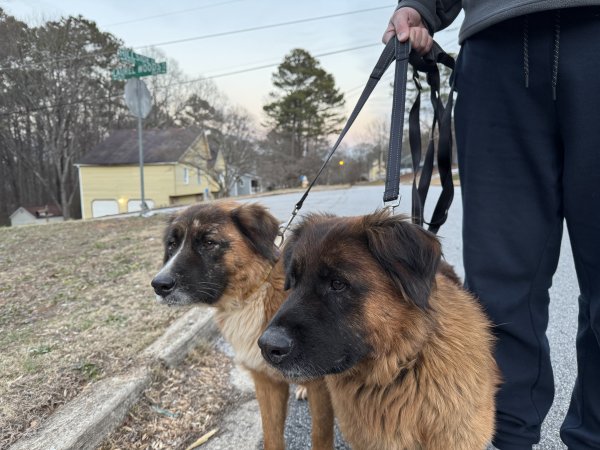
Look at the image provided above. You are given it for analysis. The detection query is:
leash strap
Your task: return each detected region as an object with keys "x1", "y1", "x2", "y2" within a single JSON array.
[
  {"x1": 383, "y1": 39, "x2": 411, "y2": 203},
  {"x1": 278, "y1": 39, "x2": 456, "y2": 244},
  {"x1": 293, "y1": 38, "x2": 398, "y2": 213},
  {"x1": 278, "y1": 38, "x2": 400, "y2": 242},
  {"x1": 386, "y1": 41, "x2": 455, "y2": 233}
]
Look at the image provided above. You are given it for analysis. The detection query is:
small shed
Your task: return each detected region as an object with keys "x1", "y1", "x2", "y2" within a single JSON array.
[
  {"x1": 229, "y1": 173, "x2": 261, "y2": 197},
  {"x1": 10, "y1": 205, "x2": 64, "y2": 227}
]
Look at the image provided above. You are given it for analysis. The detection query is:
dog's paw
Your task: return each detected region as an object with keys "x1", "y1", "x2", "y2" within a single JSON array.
[{"x1": 295, "y1": 385, "x2": 308, "y2": 401}]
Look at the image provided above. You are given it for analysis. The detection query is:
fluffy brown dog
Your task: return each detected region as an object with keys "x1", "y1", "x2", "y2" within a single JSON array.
[
  {"x1": 151, "y1": 201, "x2": 334, "y2": 450},
  {"x1": 258, "y1": 211, "x2": 499, "y2": 450}
]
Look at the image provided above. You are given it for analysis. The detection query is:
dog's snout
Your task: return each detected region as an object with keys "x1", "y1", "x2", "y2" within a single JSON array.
[
  {"x1": 151, "y1": 273, "x2": 175, "y2": 296},
  {"x1": 258, "y1": 327, "x2": 293, "y2": 365}
]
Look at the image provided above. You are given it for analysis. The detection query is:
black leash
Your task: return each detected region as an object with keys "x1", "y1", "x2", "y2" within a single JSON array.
[
  {"x1": 277, "y1": 38, "x2": 455, "y2": 245},
  {"x1": 407, "y1": 43, "x2": 455, "y2": 234}
]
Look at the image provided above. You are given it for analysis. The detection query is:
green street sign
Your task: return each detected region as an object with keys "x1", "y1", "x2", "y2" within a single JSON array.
[
  {"x1": 117, "y1": 48, "x2": 155, "y2": 65},
  {"x1": 112, "y1": 61, "x2": 167, "y2": 80},
  {"x1": 136, "y1": 61, "x2": 167, "y2": 76}
]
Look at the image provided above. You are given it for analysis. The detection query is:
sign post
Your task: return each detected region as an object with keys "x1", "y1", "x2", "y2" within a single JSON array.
[{"x1": 112, "y1": 49, "x2": 167, "y2": 215}]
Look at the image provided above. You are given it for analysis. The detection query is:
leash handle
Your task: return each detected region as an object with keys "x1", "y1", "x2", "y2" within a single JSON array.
[
  {"x1": 383, "y1": 39, "x2": 411, "y2": 203},
  {"x1": 385, "y1": 41, "x2": 456, "y2": 234}
]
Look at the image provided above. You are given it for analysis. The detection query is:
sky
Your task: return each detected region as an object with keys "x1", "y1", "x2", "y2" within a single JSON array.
[{"x1": 3, "y1": 0, "x2": 463, "y2": 144}]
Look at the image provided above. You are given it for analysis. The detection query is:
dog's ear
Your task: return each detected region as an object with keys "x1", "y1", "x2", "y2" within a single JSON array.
[
  {"x1": 364, "y1": 212, "x2": 441, "y2": 309},
  {"x1": 231, "y1": 203, "x2": 279, "y2": 263}
]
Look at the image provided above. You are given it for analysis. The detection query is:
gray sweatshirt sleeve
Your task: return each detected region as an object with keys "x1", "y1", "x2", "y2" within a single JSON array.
[{"x1": 396, "y1": 0, "x2": 462, "y2": 33}]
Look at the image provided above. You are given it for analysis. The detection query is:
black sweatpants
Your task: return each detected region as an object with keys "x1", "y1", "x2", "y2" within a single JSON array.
[{"x1": 454, "y1": 7, "x2": 600, "y2": 450}]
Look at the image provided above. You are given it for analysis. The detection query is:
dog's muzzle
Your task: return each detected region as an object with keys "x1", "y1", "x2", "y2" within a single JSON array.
[
  {"x1": 258, "y1": 327, "x2": 293, "y2": 365},
  {"x1": 151, "y1": 272, "x2": 175, "y2": 297}
]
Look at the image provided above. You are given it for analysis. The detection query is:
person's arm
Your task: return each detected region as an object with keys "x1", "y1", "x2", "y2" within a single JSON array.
[
  {"x1": 397, "y1": 0, "x2": 461, "y2": 34},
  {"x1": 382, "y1": 0, "x2": 461, "y2": 54}
]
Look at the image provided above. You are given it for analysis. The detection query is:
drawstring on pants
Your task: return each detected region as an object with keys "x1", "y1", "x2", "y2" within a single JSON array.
[
  {"x1": 523, "y1": 10, "x2": 561, "y2": 100},
  {"x1": 523, "y1": 15, "x2": 530, "y2": 88},
  {"x1": 552, "y1": 11, "x2": 561, "y2": 100}
]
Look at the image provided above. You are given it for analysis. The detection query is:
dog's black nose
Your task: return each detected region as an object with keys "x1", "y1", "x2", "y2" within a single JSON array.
[
  {"x1": 258, "y1": 327, "x2": 293, "y2": 365},
  {"x1": 151, "y1": 273, "x2": 175, "y2": 296}
]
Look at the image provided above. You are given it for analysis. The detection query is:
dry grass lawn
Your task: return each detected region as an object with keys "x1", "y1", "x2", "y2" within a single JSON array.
[
  {"x1": 100, "y1": 344, "x2": 247, "y2": 450},
  {"x1": 0, "y1": 214, "x2": 188, "y2": 447}
]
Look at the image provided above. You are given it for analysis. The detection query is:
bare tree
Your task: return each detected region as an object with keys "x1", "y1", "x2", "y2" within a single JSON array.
[
  {"x1": 182, "y1": 106, "x2": 258, "y2": 197},
  {"x1": 0, "y1": 11, "x2": 125, "y2": 221},
  {"x1": 140, "y1": 47, "x2": 223, "y2": 130}
]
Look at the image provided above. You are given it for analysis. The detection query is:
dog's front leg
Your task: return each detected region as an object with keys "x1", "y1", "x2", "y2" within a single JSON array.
[
  {"x1": 306, "y1": 380, "x2": 334, "y2": 450},
  {"x1": 250, "y1": 369, "x2": 289, "y2": 450}
]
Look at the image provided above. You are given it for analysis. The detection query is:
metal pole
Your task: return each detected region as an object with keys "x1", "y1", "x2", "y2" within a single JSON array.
[
  {"x1": 138, "y1": 115, "x2": 147, "y2": 213},
  {"x1": 136, "y1": 81, "x2": 148, "y2": 214}
]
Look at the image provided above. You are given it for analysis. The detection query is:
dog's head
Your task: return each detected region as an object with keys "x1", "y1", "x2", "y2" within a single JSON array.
[
  {"x1": 151, "y1": 201, "x2": 279, "y2": 306},
  {"x1": 258, "y1": 210, "x2": 441, "y2": 381}
]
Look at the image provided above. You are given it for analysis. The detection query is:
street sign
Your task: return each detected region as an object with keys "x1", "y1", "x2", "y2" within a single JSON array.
[
  {"x1": 112, "y1": 48, "x2": 166, "y2": 80},
  {"x1": 112, "y1": 66, "x2": 137, "y2": 80},
  {"x1": 117, "y1": 48, "x2": 155, "y2": 65},
  {"x1": 124, "y1": 78, "x2": 152, "y2": 119},
  {"x1": 135, "y1": 61, "x2": 167, "y2": 77},
  {"x1": 112, "y1": 61, "x2": 167, "y2": 80}
]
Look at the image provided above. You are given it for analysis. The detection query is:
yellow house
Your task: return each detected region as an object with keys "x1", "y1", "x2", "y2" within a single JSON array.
[{"x1": 76, "y1": 127, "x2": 224, "y2": 219}]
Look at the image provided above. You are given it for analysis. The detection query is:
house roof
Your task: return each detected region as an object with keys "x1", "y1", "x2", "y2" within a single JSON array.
[
  {"x1": 10, "y1": 205, "x2": 63, "y2": 219},
  {"x1": 77, "y1": 127, "x2": 208, "y2": 165}
]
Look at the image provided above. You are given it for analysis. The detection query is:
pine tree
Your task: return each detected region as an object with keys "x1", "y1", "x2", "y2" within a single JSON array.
[{"x1": 263, "y1": 49, "x2": 345, "y2": 159}]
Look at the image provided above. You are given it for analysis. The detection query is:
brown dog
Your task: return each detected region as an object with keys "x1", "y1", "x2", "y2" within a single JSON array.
[
  {"x1": 151, "y1": 201, "x2": 334, "y2": 450},
  {"x1": 259, "y1": 211, "x2": 499, "y2": 450}
]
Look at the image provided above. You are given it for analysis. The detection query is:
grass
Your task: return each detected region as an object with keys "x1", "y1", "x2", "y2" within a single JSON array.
[
  {"x1": 0, "y1": 214, "x2": 188, "y2": 447},
  {"x1": 100, "y1": 344, "x2": 246, "y2": 450}
]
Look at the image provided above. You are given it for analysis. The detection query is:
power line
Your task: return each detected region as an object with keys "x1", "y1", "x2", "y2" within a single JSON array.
[
  {"x1": 0, "y1": 42, "x2": 382, "y2": 117},
  {"x1": 192, "y1": 43, "x2": 380, "y2": 83},
  {"x1": 0, "y1": 5, "x2": 392, "y2": 72},
  {"x1": 105, "y1": 0, "x2": 242, "y2": 27},
  {"x1": 137, "y1": 5, "x2": 392, "y2": 49}
]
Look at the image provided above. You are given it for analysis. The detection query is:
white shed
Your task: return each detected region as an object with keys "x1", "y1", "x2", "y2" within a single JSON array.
[{"x1": 9, "y1": 205, "x2": 64, "y2": 227}]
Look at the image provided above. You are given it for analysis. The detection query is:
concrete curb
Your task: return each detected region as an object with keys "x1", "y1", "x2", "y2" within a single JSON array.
[
  {"x1": 10, "y1": 306, "x2": 216, "y2": 450},
  {"x1": 142, "y1": 307, "x2": 218, "y2": 368},
  {"x1": 9, "y1": 369, "x2": 151, "y2": 450}
]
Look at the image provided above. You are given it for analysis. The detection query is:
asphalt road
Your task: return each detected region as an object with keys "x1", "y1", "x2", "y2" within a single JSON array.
[{"x1": 240, "y1": 185, "x2": 577, "y2": 450}]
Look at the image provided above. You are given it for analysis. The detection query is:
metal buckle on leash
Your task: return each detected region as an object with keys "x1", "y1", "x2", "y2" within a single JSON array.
[
  {"x1": 383, "y1": 197, "x2": 400, "y2": 215},
  {"x1": 275, "y1": 206, "x2": 299, "y2": 249}
]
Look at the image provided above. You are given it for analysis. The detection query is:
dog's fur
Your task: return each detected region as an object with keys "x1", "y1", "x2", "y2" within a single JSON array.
[
  {"x1": 151, "y1": 201, "x2": 334, "y2": 450},
  {"x1": 259, "y1": 211, "x2": 499, "y2": 450}
]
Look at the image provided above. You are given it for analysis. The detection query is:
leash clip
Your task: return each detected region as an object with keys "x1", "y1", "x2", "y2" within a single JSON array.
[
  {"x1": 383, "y1": 197, "x2": 400, "y2": 215},
  {"x1": 275, "y1": 205, "x2": 300, "y2": 248}
]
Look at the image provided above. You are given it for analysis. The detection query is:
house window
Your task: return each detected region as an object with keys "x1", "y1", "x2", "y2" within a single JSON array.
[{"x1": 183, "y1": 168, "x2": 189, "y2": 185}]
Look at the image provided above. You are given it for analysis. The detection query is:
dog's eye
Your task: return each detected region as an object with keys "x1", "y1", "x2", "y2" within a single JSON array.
[
  {"x1": 167, "y1": 239, "x2": 177, "y2": 251},
  {"x1": 204, "y1": 239, "x2": 216, "y2": 248},
  {"x1": 330, "y1": 280, "x2": 346, "y2": 291}
]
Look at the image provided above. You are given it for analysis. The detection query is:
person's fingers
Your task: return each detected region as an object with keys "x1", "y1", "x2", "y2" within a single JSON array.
[
  {"x1": 383, "y1": 7, "x2": 431, "y2": 50},
  {"x1": 382, "y1": 22, "x2": 396, "y2": 44},
  {"x1": 411, "y1": 28, "x2": 434, "y2": 55},
  {"x1": 419, "y1": 28, "x2": 433, "y2": 54},
  {"x1": 410, "y1": 27, "x2": 425, "y2": 53},
  {"x1": 393, "y1": 9, "x2": 410, "y2": 42},
  {"x1": 423, "y1": 33, "x2": 434, "y2": 54}
]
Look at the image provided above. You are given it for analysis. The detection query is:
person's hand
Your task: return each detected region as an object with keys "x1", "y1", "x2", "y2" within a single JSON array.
[{"x1": 382, "y1": 7, "x2": 433, "y2": 55}]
